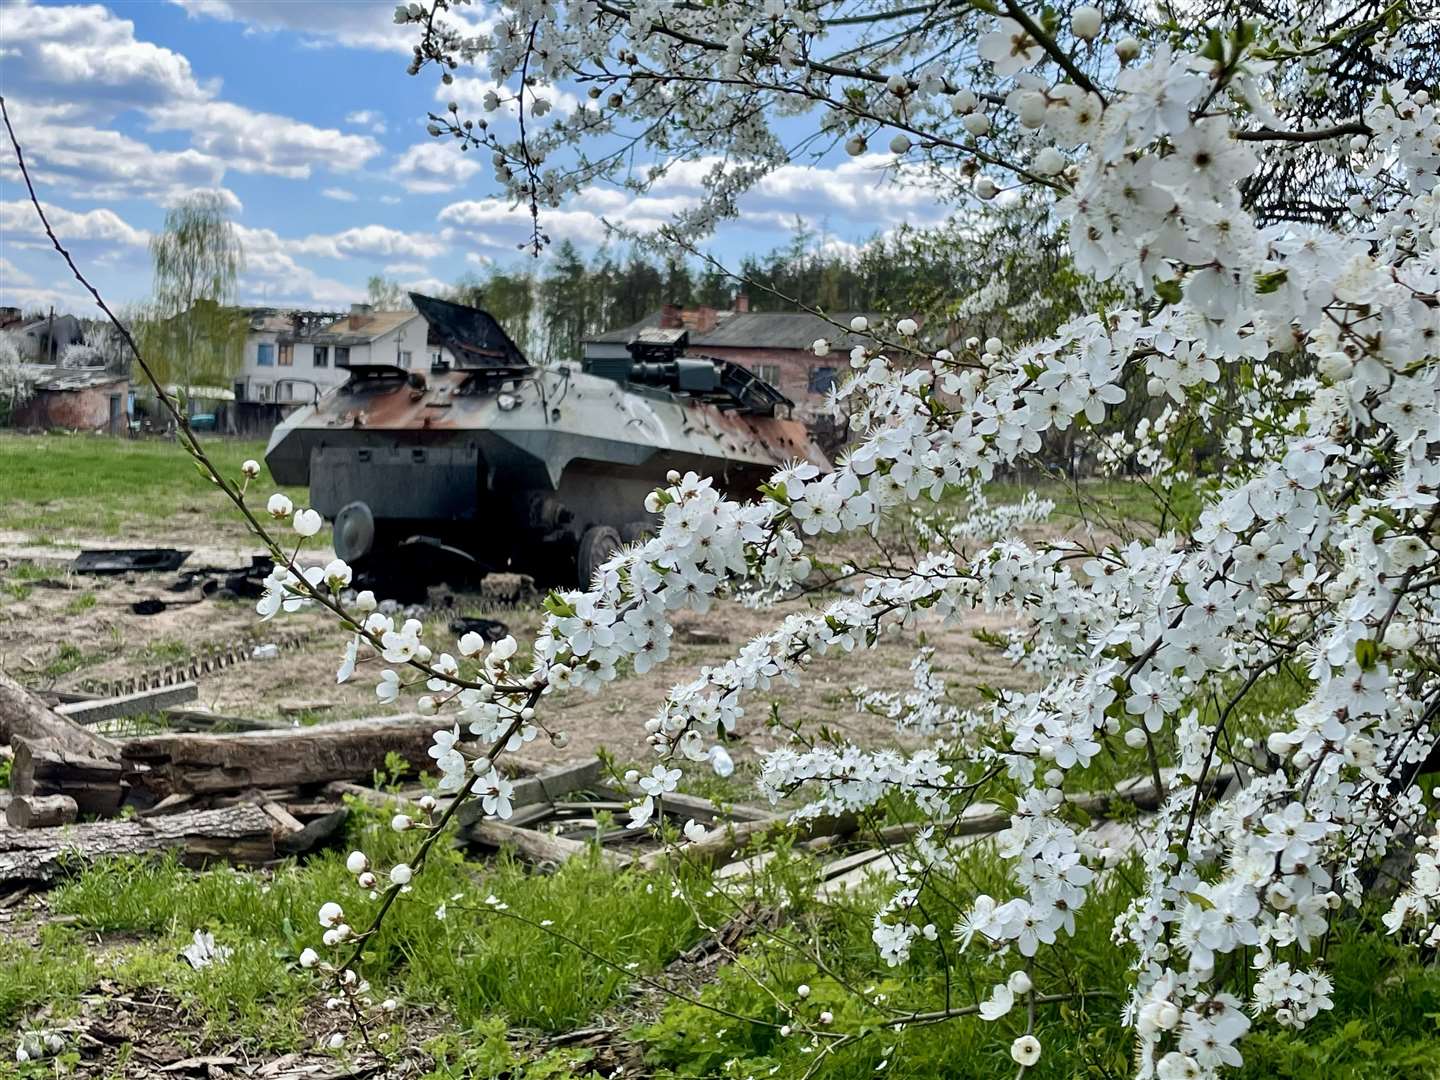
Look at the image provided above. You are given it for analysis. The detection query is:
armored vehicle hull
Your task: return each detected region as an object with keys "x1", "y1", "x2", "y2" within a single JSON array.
[{"x1": 264, "y1": 295, "x2": 827, "y2": 587}]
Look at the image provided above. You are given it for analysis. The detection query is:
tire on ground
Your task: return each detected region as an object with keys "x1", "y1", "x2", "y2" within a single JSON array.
[{"x1": 576, "y1": 525, "x2": 622, "y2": 587}]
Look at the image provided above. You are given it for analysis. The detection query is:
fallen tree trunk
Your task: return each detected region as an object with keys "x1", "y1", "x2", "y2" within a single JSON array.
[
  {"x1": 0, "y1": 671, "x2": 118, "y2": 758},
  {"x1": 121, "y1": 713, "x2": 449, "y2": 796},
  {"x1": 0, "y1": 804, "x2": 278, "y2": 886}
]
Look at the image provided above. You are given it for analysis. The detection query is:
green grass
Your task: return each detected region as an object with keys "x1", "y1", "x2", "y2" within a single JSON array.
[
  {"x1": 63, "y1": 590, "x2": 98, "y2": 615},
  {"x1": 0, "y1": 431, "x2": 305, "y2": 539},
  {"x1": 21, "y1": 799, "x2": 727, "y2": 1048}
]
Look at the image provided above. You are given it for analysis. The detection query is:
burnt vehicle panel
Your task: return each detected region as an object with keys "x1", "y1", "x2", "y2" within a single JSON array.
[{"x1": 265, "y1": 294, "x2": 829, "y2": 586}]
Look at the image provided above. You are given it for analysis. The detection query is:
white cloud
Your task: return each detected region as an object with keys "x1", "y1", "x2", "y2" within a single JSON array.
[
  {"x1": 0, "y1": 283, "x2": 98, "y2": 314},
  {"x1": 170, "y1": 0, "x2": 427, "y2": 53},
  {"x1": 390, "y1": 141, "x2": 483, "y2": 194},
  {"x1": 346, "y1": 110, "x2": 388, "y2": 134},
  {"x1": 0, "y1": 257, "x2": 34, "y2": 286},
  {"x1": 146, "y1": 101, "x2": 382, "y2": 180},
  {"x1": 437, "y1": 154, "x2": 949, "y2": 259},
  {"x1": 0, "y1": 101, "x2": 232, "y2": 205},
  {"x1": 162, "y1": 187, "x2": 245, "y2": 215},
  {"x1": 1, "y1": 200, "x2": 150, "y2": 250},
  {"x1": 169, "y1": 0, "x2": 493, "y2": 53},
  {"x1": 439, "y1": 198, "x2": 610, "y2": 253},
  {"x1": 1, "y1": 1, "x2": 212, "y2": 117},
  {"x1": 322, "y1": 188, "x2": 359, "y2": 202},
  {"x1": 382, "y1": 261, "x2": 430, "y2": 277},
  {"x1": 398, "y1": 276, "x2": 448, "y2": 296},
  {"x1": 2, "y1": 1, "x2": 383, "y2": 188},
  {"x1": 237, "y1": 223, "x2": 445, "y2": 263}
]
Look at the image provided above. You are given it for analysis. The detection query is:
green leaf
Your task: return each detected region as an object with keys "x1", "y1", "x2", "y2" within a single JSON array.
[
  {"x1": 1356, "y1": 638, "x2": 1379, "y2": 670},
  {"x1": 1153, "y1": 279, "x2": 1184, "y2": 308}
]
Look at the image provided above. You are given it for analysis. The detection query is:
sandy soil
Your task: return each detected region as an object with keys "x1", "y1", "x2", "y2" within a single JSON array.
[{"x1": 1, "y1": 538, "x2": 1025, "y2": 775}]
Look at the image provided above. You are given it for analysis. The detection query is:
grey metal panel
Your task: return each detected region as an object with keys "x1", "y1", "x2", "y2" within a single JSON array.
[{"x1": 310, "y1": 445, "x2": 480, "y2": 520}]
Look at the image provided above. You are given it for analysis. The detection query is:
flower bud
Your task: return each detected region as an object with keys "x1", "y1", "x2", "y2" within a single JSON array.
[
  {"x1": 241, "y1": 459, "x2": 261, "y2": 479},
  {"x1": 1071, "y1": 5, "x2": 1102, "y2": 40},
  {"x1": 390, "y1": 863, "x2": 413, "y2": 885},
  {"x1": 299, "y1": 947, "x2": 320, "y2": 968},
  {"x1": 962, "y1": 112, "x2": 990, "y2": 136},
  {"x1": 391, "y1": 814, "x2": 413, "y2": 832},
  {"x1": 1116, "y1": 36, "x2": 1141, "y2": 61},
  {"x1": 345, "y1": 851, "x2": 369, "y2": 875},
  {"x1": 888, "y1": 133, "x2": 911, "y2": 155}
]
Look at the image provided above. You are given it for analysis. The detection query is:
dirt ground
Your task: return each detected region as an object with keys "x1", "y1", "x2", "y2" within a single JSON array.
[{"x1": 0, "y1": 530, "x2": 1024, "y2": 775}]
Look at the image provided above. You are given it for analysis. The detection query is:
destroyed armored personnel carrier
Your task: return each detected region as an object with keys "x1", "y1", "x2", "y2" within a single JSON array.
[{"x1": 265, "y1": 294, "x2": 829, "y2": 587}]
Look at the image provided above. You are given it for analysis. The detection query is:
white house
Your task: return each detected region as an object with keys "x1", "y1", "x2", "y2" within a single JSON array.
[{"x1": 237, "y1": 305, "x2": 452, "y2": 405}]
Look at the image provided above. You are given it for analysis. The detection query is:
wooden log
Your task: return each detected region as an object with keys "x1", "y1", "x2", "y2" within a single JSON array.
[
  {"x1": 0, "y1": 804, "x2": 278, "y2": 886},
  {"x1": 54, "y1": 682, "x2": 198, "y2": 726},
  {"x1": 0, "y1": 670, "x2": 118, "y2": 759},
  {"x1": 10, "y1": 736, "x2": 125, "y2": 816},
  {"x1": 5, "y1": 794, "x2": 79, "y2": 829},
  {"x1": 120, "y1": 713, "x2": 451, "y2": 796}
]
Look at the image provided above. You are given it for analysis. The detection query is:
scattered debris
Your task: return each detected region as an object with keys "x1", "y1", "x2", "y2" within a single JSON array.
[
  {"x1": 448, "y1": 615, "x2": 510, "y2": 642},
  {"x1": 71, "y1": 548, "x2": 191, "y2": 574},
  {"x1": 251, "y1": 643, "x2": 280, "y2": 660},
  {"x1": 130, "y1": 597, "x2": 203, "y2": 615},
  {"x1": 178, "y1": 929, "x2": 232, "y2": 970}
]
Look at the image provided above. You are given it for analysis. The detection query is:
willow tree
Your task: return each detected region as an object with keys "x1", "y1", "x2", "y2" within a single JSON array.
[{"x1": 143, "y1": 192, "x2": 246, "y2": 406}]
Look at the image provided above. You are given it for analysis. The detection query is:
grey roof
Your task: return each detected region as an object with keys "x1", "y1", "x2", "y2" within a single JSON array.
[
  {"x1": 19, "y1": 364, "x2": 127, "y2": 391},
  {"x1": 585, "y1": 310, "x2": 879, "y2": 352}
]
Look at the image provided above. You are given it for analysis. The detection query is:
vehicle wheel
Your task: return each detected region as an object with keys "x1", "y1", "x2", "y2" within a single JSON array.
[
  {"x1": 620, "y1": 520, "x2": 653, "y2": 545},
  {"x1": 334, "y1": 501, "x2": 375, "y2": 562},
  {"x1": 576, "y1": 525, "x2": 622, "y2": 587}
]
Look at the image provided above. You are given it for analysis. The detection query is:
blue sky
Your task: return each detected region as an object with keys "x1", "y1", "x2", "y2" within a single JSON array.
[{"x1": 0, "y1": 0, "x2": 950, "y2": 316}]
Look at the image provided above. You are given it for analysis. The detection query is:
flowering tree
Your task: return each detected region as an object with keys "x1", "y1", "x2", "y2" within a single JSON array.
[
  {"x1": 0, "y1": 331, "x2": 32, "y2": 420},
  {"x1": 6, "y1": 0, "x2": 1438, "y2": 1073}
]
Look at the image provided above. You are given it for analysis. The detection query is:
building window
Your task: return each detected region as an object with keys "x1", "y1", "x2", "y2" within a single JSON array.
[
  {"x1": 278, "y1": 342, "x2": 294, "y2": 367},
  {"x1": 256, "y1": 343, "x2": 274, "y2": 366},
  {"x1": 313, "y1": 346, "x2": 329, "y2": 368},
  {"x1": 753, "y1": 363, "x2": 781, "y2": 386},
  {"x1": 335, "y1": 346, "x2": 350, "y2": 366},
  {"x1": 398, "y1": 350, "x2": 412, "y2": 368},
  {"x1": 257, "y1": 383, "x2": 272, "y2": 402},
  {"x1": 431, "y1": 351, "x2": 443, "y2": 368},
  {"x1": 808, "y1": 366, "x2": 837, "y2": 394}
]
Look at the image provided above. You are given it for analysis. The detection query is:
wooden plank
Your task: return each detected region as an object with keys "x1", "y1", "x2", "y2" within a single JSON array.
[
  {"x1": 457, "y1": 758, "x2": 603, "y2": 828},
  {"x1": 55, "y1": 682, "x2": 198, "y2": 725},
  {"x1": 160, "y1": 709, "x2": 292, "y2": 733}
]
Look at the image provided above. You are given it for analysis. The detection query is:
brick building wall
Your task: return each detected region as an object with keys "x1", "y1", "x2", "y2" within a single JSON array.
[{"x1": 12, "y1": 379, "x2": 129, "y2": 433}]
